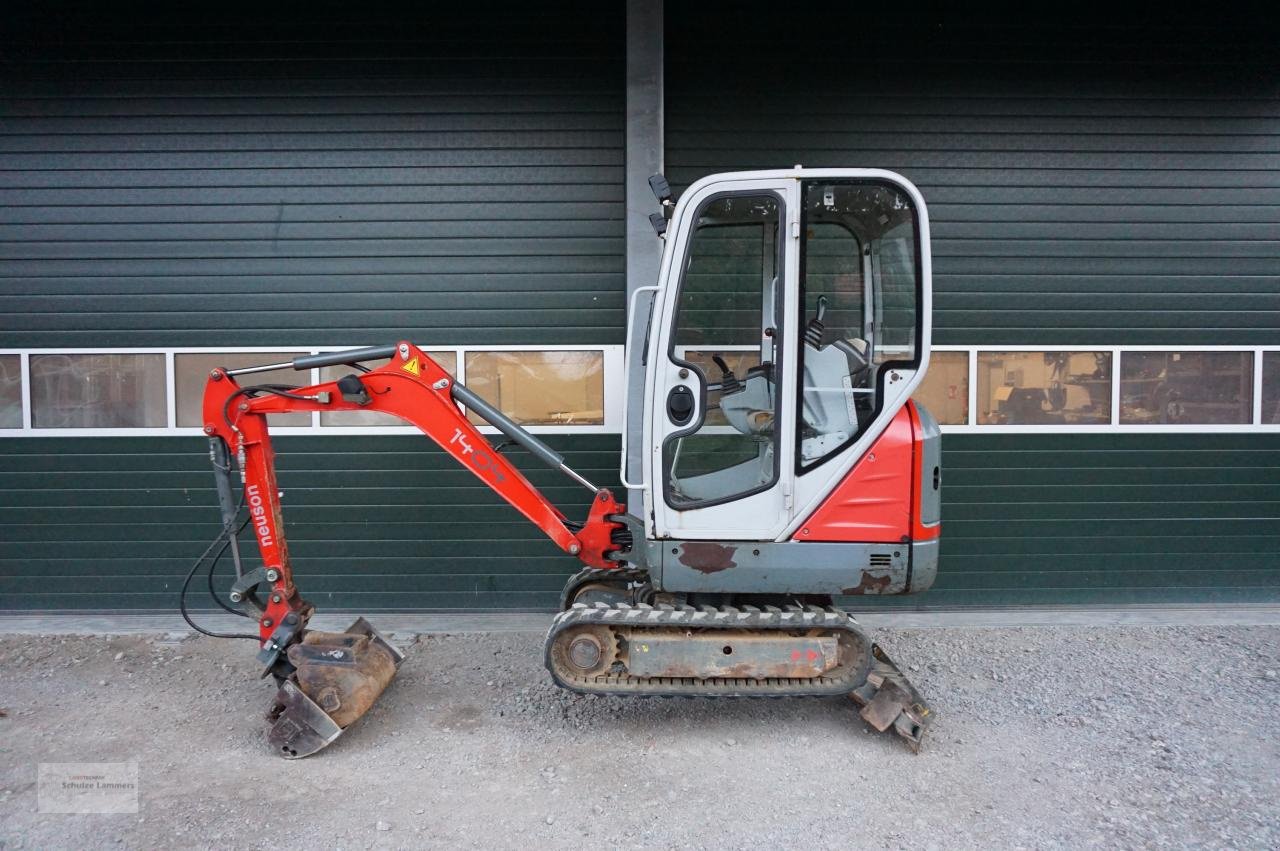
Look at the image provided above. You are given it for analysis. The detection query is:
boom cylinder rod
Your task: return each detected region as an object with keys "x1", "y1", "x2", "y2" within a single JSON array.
[
  {"x1": 225, "y1": 361, "x2": 294, "y2": 377},
  {"x1": 558, "y1": 463, "x2": 599, "y2": 492},
  {"x1": 451, "y1": 381, "x2": 599, "y2": 493},
  {"x1": 226, "y1": 345, "x2": 401, "y2": 377},
  {"x1": 291, "y1": 345, "x2": 399, "y2": 371}
]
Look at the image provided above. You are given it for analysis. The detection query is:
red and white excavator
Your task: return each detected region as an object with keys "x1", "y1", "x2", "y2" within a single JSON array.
[{"x1": 190, "y1": 168, "x2": 941, "y2": 758}]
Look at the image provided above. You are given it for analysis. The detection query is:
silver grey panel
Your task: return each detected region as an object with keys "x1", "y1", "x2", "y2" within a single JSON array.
[
  {"x1": 908, "y1": 538, "x2": 939, "y2": 594},
  {"x1": 657, "y1": 540, "x2": 909, "y2": 595},
  {"x1": 915, "y1": 402, "x2": 942, "y2": 528}
]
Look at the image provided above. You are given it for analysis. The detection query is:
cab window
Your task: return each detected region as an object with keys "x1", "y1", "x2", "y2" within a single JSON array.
[
  {"x1": 797, "y1": 181, "x2": 919, "y2": 470},
  {"x1": 665, "y1": 193, "x2": 783, "y2": 508}
]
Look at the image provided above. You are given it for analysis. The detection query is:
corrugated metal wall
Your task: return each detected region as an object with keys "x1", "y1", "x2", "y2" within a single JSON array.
[
  {"x1": 0, "y1": 5, "x2": 625, "y2": 611},
  {"x1": 0, "y1": 6, "x2": 625, "y2": 347},
  {"x1": 1, "y1": 5, "x2": 1277, "y2": 611},
  {"x1": 0, "y1": 435, "x2": 613, "y2": 611},
  {"x1": 5, "y1": 432, "x2": 1274, "y2": 610},
  {"x1": 665, "y1": 5, "x2": 1280, "y2": 607},
  {"x1": 924, "y1": 433, "x2": 1280, "y2": 605},
  {"x1": 666, "y1": 6, "x2": 1279, "y2": 346}
]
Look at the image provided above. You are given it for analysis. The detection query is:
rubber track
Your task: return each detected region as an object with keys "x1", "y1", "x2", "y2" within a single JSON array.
[
  {"x1": 558, "y1": 566, "x2": 651, "y2": 610},
  {"x1": 545, "y1": 602, "x2": 873, "y2": 698}
]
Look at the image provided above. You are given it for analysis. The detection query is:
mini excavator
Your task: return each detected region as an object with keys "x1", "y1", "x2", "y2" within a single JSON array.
[{"x1": 190, "y1": 168, "x2": 941, "y2": 758}]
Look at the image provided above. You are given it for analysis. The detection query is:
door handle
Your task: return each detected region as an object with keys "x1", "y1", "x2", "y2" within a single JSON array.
[
  {"x1": 619, "y1": 285, "x2": 660, "y2": 491},
  {"x1": 667, "y1": 385, "x2": 695, "y2": 426}
]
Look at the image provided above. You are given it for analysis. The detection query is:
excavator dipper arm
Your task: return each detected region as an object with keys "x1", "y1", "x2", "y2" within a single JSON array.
[{"x1": 198, "y1": 341, "x2": 625, "y2": 757}]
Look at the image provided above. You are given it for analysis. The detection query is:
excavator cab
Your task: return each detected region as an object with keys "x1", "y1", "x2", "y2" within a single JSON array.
[
  {"x1": 628, "y1": 170, "x2": 937, "y2": 593},
  {"x1": 193, "y1": 168, "x2": 939, "y2": 758}
]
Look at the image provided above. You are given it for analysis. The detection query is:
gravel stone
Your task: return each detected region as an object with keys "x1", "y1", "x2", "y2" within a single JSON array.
[{"x1": 0, "y1": 625, "x2": 1277, "y2": 849}]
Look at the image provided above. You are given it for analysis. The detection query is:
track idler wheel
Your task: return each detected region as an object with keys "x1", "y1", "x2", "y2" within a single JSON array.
[
  {"x1": 548, "y1": 624, "x2": 617, "y2": 678},
  {"x1": 266, "y1": 617, "x2": 405, "y2": 758}
]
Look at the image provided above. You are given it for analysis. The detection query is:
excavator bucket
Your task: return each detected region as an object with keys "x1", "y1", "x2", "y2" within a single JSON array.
[
  {"x1": 266, "y1": 618, "x2": 405, "y2": 759},
  {"x1": 849, "y1": 643, "x2": 933, "y2": 752}
]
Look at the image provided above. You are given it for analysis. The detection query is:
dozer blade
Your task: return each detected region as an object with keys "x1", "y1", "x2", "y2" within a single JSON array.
[
  {"x1": 849, "y1": 643, "x2": 933, "y2": 752},
  {"x1": 267, "y1": 617, "x2": 405, "y2": 759}
]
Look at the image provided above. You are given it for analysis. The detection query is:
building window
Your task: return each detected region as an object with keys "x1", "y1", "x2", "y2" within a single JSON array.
[
  {"x1": 1120, "y1": 351, "x2": 1252, "y2": 425},
  {"x1": 976, "y1": 351, "x2": 1112, "y2": 425},
  {"x1": 679, "y1": 348, "x2": 760, "y2": 427},
  {"x1": 175, "y1": 353, "x2": 308, "y2": 427},
  {"x1": 319, "y1": 352, "x2": 457, "y2": 426},
  {"x1": 464, "y1": 350, "x2": 604, "y2": 425},
  {"x1": 0, "y1": 355, "x2": 21, "y2": 429},
  {"x1": 1264, "y1": 352, "x2": 1280, "y2": 425},
  {"x1": 29, "y1": 354, "x2": 166, "y2": 428},
  {"x1": 912, "y1": 351, "x2": 969, "y2": 425}
]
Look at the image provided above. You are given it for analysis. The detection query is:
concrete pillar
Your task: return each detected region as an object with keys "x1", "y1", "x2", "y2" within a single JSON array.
[{"x1": 623, "y1": 0, "x2": 663, "y2": 508}]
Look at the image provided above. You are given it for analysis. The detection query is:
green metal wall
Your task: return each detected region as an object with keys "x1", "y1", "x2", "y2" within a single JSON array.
[
  {"x1": 0, "y1": 5, "x2": 628, "y2": 612},
  {"x1": 3, "y1": 433, "x2": 1277, "y2": 610},
  {"x1": 662, "y1": 5, "x2": 1280, "y2": 607},
  {"x1": 1, "y1": 5, "x2": 1278, "y2": 612},
  {"x1": 0, "y1": 436, "x2": 612, "y2": 611},
  {"x1": 904, "y1": 433, "x2": 1280, "y2": 606},
  {"x1": 666, "y1": 5, "x2": 1280, "y2": 346},
  {"x1": 0, "y1": 6, "x2": 625, "y2": 348}
]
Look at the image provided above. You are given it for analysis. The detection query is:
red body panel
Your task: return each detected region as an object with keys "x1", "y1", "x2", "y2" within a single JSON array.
[
  {"x1": 793, "y1": 401, "x2": 939, "y2": 544},
  {"x1": 202, "y1": 342, "x2": 624, "y2": 642}
]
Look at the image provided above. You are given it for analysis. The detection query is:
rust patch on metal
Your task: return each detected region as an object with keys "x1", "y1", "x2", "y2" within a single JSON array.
[
  {"x1": 843, "y1": 572, "x2": 892, "y2": 595},
  {"x1": 624, "y1": 630, "x2": 839, "y2": 679},
  {"x1": 290, "y1": 630, "x2": 397, "y2": 728},
  {"x1": 678, "y1": 542, "x2": 738, "y2": 573}
]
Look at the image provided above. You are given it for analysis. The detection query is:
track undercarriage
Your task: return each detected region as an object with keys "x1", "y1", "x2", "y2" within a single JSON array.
[{"x1": 546, "y1": 568, "x2": 933, "y2": 751}]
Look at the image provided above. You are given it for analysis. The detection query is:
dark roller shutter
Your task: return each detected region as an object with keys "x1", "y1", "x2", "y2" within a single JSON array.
[
  {"x1": 0, "y1": 6, "x2": 624, "y2": 348},
  {"x1": 666, "y1": 4, "x2": 1280, "y2": 606},
  {"x1": 0, "y1": 5, "x2": 624, "y2": 611}
]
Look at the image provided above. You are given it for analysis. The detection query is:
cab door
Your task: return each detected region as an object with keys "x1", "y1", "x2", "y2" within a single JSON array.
[{"x1": 645, "y1": 177, "x2": 798, "y2": 539}]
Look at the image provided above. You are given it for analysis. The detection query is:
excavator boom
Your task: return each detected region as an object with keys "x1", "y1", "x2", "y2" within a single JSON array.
[{"x1": 198, "y1": 341, "x2": 626, "y2": 756}]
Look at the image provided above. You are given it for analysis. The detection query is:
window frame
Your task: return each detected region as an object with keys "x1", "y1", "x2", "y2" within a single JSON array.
[
  {"x1": 661, "y1": 188, "x2": 788, "y2": 511},
  {"x1": 975, "y1": 350, "x2": 1114, "y2": 427},
  {"x1": 0, "y1": 345, "x2": 623, "y2": 437},
  {"x1": 28, "y1": 352, "x2": 169, "y2": 430},
  {"x1": 910, "y1": 349, "x2": 970, "y2": 426},
  {"x1": 937, "y1": 345, "x2": 1272, "y2": 434},
  {"x1": 1117, "y1": 349, "x2": 1255, "y2": 427},
  {"x1": 463, "y1": 349, "x2": 605, "y2": 427},
  {"x1": 794, "y1": 178, "x2": 925, "y2": 474},
  {"x1": 1263, "y1": 351, "x2": 1280, "y2": 426},
  {"x1": 0, "y1": 345, "x2": 1275, "y2": 437},
  {"x1": 0, "y1": 353, "x2": 22, "y2": 430}
]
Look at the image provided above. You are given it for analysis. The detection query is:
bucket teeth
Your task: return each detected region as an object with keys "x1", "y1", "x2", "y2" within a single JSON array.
[
  {"x1": 267, "y1": 679, "x2": 343, "y2": 759},
  {"x1": 266, "y1": 617, "x2": 404, "y2": 759}
]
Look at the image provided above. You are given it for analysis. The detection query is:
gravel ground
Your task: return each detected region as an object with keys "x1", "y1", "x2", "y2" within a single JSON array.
[{"x1": 0, "y1": 623, "x2": 1277, "y2": 850}]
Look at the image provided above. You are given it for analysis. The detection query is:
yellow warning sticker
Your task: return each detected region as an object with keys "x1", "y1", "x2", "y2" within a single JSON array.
[{"x1": 401, "y1": 357, "x2": 421, "y2": 376}]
